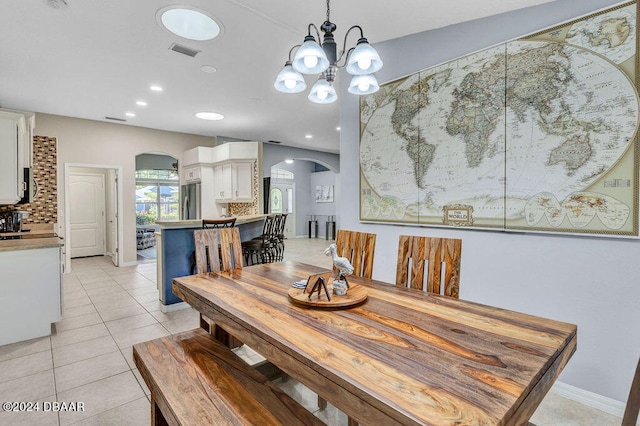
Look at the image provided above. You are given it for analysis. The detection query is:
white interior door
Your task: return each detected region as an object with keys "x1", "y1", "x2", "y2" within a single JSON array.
[
  {"x1": 69, "y1": 173, "x2": 105, "y2": 258},
  {"x1": 107, "y1": 170, "x2": 118, "y2": 266}
]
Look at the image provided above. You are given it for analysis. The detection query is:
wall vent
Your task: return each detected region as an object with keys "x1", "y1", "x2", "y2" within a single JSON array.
[
  {"x1": 266, "y1": 140, "x2": 282, "y2": 144},
  {"x1": 105, "y1": 116, "x2": 126, "y2": 122},
  {"x1": 169, "y1": 43, "x2": 200, "y2": 58}
]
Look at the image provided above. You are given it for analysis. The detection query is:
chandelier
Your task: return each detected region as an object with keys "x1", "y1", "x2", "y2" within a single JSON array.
[{"x1": 273, "y1": 0, "x2": 383, "y2": 104}]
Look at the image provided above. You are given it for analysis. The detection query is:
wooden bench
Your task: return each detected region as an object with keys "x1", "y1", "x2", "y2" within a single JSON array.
[{"x1": 133, "y1": 328, "x2": 324, "y2": 426}]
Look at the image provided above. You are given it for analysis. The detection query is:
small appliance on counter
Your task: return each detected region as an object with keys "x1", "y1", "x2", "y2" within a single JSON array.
[{"x1": 0, "y1": 210, "x2": 29, "y2": 232}]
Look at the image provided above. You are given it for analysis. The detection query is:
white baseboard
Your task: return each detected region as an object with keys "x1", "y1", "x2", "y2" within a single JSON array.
[
  {"x1": 160, "y1": 301, "x2": 190, "y2": 313},
  {"x1": 119, "y1": 260, "x2": 138, "y2": 267},
  {"x1": 551, "y1": 381, "x2": 626, "y2": 419}
]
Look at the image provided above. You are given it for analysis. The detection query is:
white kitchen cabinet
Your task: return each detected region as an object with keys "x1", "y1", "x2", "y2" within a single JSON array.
[
  {"x1": 183, "y1": 166, "x2": 201, "y2": 182},
  {"x1": 0, "y1": 110, "x2": 27, "y2": 204},
  {"x1": 214, "y1": 161, "x2": 254, "y2": 202},
  {"x1": 0, "y1": 246, "x2": 63, "y2": 345}
]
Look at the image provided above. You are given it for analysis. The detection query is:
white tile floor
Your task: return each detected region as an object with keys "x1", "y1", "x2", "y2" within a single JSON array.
[{"x1": 0, "y1": 237, "x2": 623, "y2": 425}]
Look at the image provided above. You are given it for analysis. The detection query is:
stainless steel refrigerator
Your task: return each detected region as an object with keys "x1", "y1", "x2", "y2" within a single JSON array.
[{"x1": 181, "y1": 182, "x2": 201, "y2": 220}]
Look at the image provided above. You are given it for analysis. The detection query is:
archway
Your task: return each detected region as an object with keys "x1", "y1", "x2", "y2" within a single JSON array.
[{"x1": 135, "y1": 153, "x2": 179, "y2": 261}]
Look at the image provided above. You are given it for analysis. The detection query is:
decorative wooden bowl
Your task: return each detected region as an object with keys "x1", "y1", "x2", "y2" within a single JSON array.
[{"x1": 288, "y1": 284, "x2": 368, "y2": 309}]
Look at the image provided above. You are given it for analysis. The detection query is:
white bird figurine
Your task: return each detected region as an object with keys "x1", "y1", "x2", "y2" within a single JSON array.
[{"x1": 324, "y1": 243, "x2": 354, "y2": 277}]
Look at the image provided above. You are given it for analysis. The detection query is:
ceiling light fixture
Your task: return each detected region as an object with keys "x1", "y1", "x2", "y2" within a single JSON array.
[
  {"x1": 125, "y1": 112, "x2": 136, "y2": 117},
  {"x1": 285, "y1": 159, "x2": 294, "y2": 164},
  {"x1": 274, "y1": 0, "x2": 382, "y2": 104},
  {"x1": 47, "y1": 0, "x2": 69, "y2": 9},
  {"x1": 136, "y1": 100, "x2": 148, "y2": 106},
  {"x1": 157, "y1": 6, "x2": 221, "y2": 41},
  {"x1": 150, "y1": 85, "x2": 163, "y2": 92},
  {"x1": 195, "y1": 112, "x2": 224, "y2": 121}
]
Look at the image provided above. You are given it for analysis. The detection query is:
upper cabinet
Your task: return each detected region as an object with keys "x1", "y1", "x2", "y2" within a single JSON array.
[
  {"x1": 181, "y1": 142, "x2": 259, "y2": 204},
  {"x1": 0, "y1": 110, "x2": 32, "y2": 205},
  {"x1": 214, "y1": 161, "x2": 253, "y2": 202}
]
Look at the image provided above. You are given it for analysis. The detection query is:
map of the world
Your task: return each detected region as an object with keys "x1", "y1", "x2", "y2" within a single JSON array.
[{"x1": 360, "y1": 1, "x2": 639, "y2": 236}]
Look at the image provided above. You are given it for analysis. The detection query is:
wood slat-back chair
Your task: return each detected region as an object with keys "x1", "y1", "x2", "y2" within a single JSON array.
[
  {"x1": 194, "y1": 229, "x2": 221, "y2": 274},
  {"x1": 319, "y1": 229, "x2": 377, "y2": 419},
  {"x1": 219, "y1": 227, "x2": 244, "y2": 270},
  {"x1": 396, "y1": 235, "x2": 462, "y2": 298},
  {"x1": 334, "y1": 229, "x2": 376, "y2": 279},
  {"x1": 194, "y1": 228, "x2": 243, "y2": 347},
  {"x1": 623, "y1": 356, "x2": 640, "y2": 426}
]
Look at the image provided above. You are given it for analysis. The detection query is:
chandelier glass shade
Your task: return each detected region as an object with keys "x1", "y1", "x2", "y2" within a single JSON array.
[
  {"x1": 274, "y1": 0, "x2": 382, "y2": 104},
  {"x1": 273, "y1": 61, "x2": 307, "y2": 93},
  {"x1": 308, "y1": 76, "x2": 338, "y2": 103}
]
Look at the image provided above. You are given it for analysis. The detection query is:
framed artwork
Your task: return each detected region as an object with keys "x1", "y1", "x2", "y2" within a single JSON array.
[{"x1": 316, "y1": 185, "x2": 334, "y2": 203}]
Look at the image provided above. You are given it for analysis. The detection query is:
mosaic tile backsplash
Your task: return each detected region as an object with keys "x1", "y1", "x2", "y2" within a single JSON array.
[{"x1": 0, "y1": 136, "x2": 58, "y2": 224}]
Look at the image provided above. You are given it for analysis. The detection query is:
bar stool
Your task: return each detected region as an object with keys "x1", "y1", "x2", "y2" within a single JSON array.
[
  {"x1": 241, "y1": 215, "x2": 277, "y2": 265},
  {"x1": 202, "y1": 217, "x2": 237, "y2": 229}
]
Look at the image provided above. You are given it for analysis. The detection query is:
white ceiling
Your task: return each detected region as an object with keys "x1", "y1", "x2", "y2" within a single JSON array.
[{"x1": 0, "y1": 0, "x2": 555, "y2": 154}]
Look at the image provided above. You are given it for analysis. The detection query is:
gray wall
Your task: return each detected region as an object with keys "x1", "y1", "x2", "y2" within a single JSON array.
[
  {"x1": 310, "y1": 170, "x2": 337, "y2": 238},
  {"x1": 135, "y1": 153, "x2": 177, "y2": 171},
  {"x1": 338, "y1": 0, "x2": 638, "y2": 405},
  {"x1": 263, "y1": 143, "x2": 339, "y2": 175}
]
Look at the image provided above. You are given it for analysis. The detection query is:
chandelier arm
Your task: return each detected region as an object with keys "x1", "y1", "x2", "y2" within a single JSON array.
[
  {"x1": 308, "y1": 23, "x2": 322, "y2": 41},
  {"x1": 287, "y1": 44, "x2": 301, "y2": 61},
  {"x1": 335, "y1": 25, "x2": 364, "y2": 67}
]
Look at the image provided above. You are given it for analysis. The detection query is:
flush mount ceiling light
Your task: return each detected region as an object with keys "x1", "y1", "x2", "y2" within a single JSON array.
[
  {"x1": 195, "y1": 112, "x2": 224, "y2": 121},
  {"x1": 47, "y1": 0, "x2": 69, "y2": 9},
  {"x1": 274, "y1": 0, "x2": 382, "y2": 104},
  {"x1": 157, "y1": 6, "x2": 221, "y2": 41}
]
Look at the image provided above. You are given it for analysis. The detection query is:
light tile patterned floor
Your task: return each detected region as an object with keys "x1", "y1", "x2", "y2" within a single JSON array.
[{"x1": 0, "y1": 237, "x2": 623, "y2": 425}]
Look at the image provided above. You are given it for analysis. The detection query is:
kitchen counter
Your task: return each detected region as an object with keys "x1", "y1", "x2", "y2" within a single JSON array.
[
  {"x1": 155, "y1": 215, "x2": 267, "y2": 229},
  {"x1": 0, "y1": 235, "x2": 63, "y2": 345},
  {"x1": 155, "y1": 215, "x2": 267, "y2": 311},
  {"x1": 0, "y1": 233, "x2": 63, "y2": 252}
]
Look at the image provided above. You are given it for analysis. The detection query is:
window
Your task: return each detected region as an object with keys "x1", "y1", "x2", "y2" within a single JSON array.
[
  {"x1": 136, "y1": 169, "x2": 179, "y2": 224},
  {"x1": 271, "y1": 168, "x2": 294, "y2": 179},
  {"x1": 271, "y1": 188, "x2": 283, "y2": 213}
]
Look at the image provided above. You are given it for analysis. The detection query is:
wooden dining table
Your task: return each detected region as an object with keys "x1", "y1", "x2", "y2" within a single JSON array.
[{"x1": 172, "y1": 261, "x2": 577, "y2": 426}]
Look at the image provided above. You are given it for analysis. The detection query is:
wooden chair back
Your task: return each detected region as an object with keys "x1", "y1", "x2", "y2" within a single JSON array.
[
  {"x1": 194, "y1": 228, "x2": 243, "y2": 347},
  {"x1": 396, "y1": 235, "x2": 462, "y2": 298},
  {"x1": 623, "y1": 356, "x2": 640, "y2": 426},
  {"x1": 219, "y1": 227, "x2": 244, "y2": 270},
  {"x1": 194, "y1": 229, "x2": 221, "y2": 273},
  {"x1": 334, "y1": 229, "x2": 376, "y2": 279}
]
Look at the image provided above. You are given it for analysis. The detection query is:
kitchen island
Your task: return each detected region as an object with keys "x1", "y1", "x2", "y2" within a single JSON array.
[
  {"x1": 154, "y1": 215, "x2": 266, "y2": 311},
  {"x1": 0, "y1": 231, "x2": 64, "y2": 345}
]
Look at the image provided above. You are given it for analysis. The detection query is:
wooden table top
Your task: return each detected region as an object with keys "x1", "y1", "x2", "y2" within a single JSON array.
[{"x1": 173, "y1": 261, "x2": 577, "y2": 426}]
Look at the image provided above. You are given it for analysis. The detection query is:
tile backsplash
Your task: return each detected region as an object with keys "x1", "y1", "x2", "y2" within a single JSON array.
[{"x1": 0, "y1": 136, "x2": 58, "y2": 224}]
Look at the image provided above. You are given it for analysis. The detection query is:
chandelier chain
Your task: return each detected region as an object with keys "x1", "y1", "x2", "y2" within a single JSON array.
[{"x1": 326, "y1": 0, "x2": 330, "y2": 22}]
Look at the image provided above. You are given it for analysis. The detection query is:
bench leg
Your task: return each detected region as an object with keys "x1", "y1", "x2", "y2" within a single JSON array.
[
  {"x1": 151, "y1": 397, "x2": 169, "y2": 426},
  {"x1": 317, "y1": 395, "x2": 327, "y2": 410},
  {"x1": 199, "y1": 313, "x2": 210, "y2": 333}
]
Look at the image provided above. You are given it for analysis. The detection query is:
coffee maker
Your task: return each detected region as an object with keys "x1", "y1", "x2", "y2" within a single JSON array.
[{"x1": 0, "y1": 210, "x2": 29, "y2": 233}]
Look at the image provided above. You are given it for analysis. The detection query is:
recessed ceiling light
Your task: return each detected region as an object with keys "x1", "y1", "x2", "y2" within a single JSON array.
[
  {"x1": 195, "y1": 112, "x2": 224, "y2": 121},
  {"x1": 157, "y1": 6, "x2": 222, "y2": 41},
  {"x1": 125, "y1": 112, "x2": 136, "y2": 118},
  {"x1": 285, "y1": 159, "x2": 294, "y2": 164},
  {"x1": 136, "y1": 100, "x2": 148, "y2": 106},
  {"x1": 336, "y1": 126, "x2": 341, "y2": 131},
  {"x1": 305, "y1": 134, "x2": 312, "y2": 139},
  {"x1": 150, "y1": 85, "x2": 163, "y2": 92},
  {"x1": 201, "y1": 65, "x2": 217, "y2": 73}
]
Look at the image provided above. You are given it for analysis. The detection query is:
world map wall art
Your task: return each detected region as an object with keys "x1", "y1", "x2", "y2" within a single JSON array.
[{"x1": 359, "y1": 1, "x2": 639, "y2": 237}]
